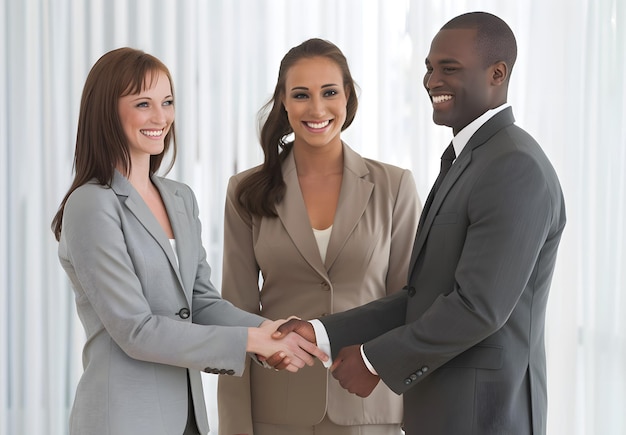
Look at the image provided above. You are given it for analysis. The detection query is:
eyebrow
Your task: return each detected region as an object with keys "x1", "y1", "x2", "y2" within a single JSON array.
[
  {"x1": 290, "y1": 83, "x2": 340, "y2": 91},
  {"x1": 425, "y1": 58, "x2": 461, "y2": 65},
  {"x1": 128, "y1": 95, "x2": 173, "y2": 101}
]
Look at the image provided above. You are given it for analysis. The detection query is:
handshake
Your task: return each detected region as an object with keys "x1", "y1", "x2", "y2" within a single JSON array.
[{"x1": 247, "y1": 318, "x2": 380, "y2": 398}]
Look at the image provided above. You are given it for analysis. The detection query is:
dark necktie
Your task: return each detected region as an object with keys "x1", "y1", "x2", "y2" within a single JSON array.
[
  {"x1": 417, "y1": 143, "x2": 456, "y2": 230},
  {"x1": 433, "y1": 143, "x2": 456, "y2": 194}
]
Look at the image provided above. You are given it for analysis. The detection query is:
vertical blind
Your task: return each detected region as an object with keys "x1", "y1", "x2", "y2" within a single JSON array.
[{"x1": 1, "y1": 1, "x2": 624, "y2": 434}]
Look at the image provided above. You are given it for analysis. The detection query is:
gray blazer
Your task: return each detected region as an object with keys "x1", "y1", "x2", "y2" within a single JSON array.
[
  {"x1": 217, "y1": 143, "x2": 420, "y2": 433},
  {"x1": 321, "y1": 108, "x2": 566, "y2": 435},
  {"x1": 58, "y1": 170, "x2": 265, "y2": 435}
]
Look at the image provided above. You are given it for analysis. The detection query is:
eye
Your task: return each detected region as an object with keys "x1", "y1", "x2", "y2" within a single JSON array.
[
  {"x1": 136, "y1": 101, "x2": 149, "y2": 108},
  {"x1": 163, "y1": 99, "x2": 174, "y2": 106},
  {"x1": 291, "y1": 92, "x2": 309, "y2": 100},
  {"x1": 323, "y1": 89, "x2": 339, "y2": 97},
  {"x1": 443, "y1": 67, "x2": 458, "y2": 73}
]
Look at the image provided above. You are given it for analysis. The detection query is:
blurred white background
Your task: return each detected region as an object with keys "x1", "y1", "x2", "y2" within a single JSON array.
[{"x1": 1, "y1": 0, "x2": 624, "y2": 434}]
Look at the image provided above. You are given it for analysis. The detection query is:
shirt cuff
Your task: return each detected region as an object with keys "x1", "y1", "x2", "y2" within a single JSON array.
[
  {"x1": 309, "y1": 319, "x2": 332, "y2": 368},
  {"x1": 360, "y1": 345, "x2": 378, "y2": 375}
]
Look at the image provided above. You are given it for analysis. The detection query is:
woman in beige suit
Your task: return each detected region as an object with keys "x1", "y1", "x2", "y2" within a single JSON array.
[
  {"x1": 51, "y1": 47, "x2": 324, "y2": 435},
  {"x1": 217, "y1": 39, "x2": 421, "y2": 435}
]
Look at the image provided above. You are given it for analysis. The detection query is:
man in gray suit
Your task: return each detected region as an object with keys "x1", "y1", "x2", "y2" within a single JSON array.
[{"x1": 274, "y1": 12, "x2": 566, "y2": 435}]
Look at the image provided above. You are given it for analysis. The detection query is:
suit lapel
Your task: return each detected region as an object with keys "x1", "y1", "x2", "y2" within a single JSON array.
[
  {"x1": 110, "y1": 171, "x2": 186, "y2": 298},
  {"x1": 275, "y1": 152, "x2": 328, "y2": 278},
  {"x1": 152, "y1": 175, "x2": 190, "y2": 301},
  {"x1": 324, "y1": 144, "x2": 373, "y2": 270},
  {"x1": 275, "y1": 143, "x2": 373, "y2": 277},
  {"x1": 409, "y1": 107, "x2": 516, "y2": 274},
  {"x1": 410, "y1": 153, "x2": 471, "y2": 264}
]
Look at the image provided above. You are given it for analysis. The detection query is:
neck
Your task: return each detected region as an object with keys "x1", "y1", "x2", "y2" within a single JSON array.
[
  {"x1": 118, "y1": 158, "x2": 153, "y2": 194},
  {"x1": 293, "y1": 141, "x2": 343, "y2": 176}
]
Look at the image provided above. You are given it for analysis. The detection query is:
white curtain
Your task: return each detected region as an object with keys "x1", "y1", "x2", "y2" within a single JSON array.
[{"x1": 1, "y1": 0, "x2": 624, "y2": 434}]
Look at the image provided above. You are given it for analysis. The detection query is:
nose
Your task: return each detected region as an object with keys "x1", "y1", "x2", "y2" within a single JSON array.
[
  {"x1": 152, "y1": 105, "x2": 170, "y2": 124},
  {"x1": 424, "y1": 69, "x2": 440, "y2": 91},
  {"x1": 308, "y1": 95, "x2": 326, "y2": 117}
]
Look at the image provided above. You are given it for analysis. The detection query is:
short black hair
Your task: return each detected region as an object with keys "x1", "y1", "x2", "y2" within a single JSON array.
[{"x1": 442, "y1": 12, "x2": 517, "y2": 72}]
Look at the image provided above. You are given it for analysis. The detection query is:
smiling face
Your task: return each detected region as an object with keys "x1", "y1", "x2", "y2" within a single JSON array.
[
  {"x1": 424, "y1": 28, "x2": 505, "y2": 135},
  {"x1": 118, "y1": 70, "x2": 174, "y2": 165},
  {"x1": 282, "y1": 56, "x2": 348, "y2": 151}
]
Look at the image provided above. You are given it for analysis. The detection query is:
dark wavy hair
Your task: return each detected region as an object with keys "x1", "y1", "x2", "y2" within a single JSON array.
[
  {"x1": 235, "y1": 38, "x2": 359, "y2": 217},
  {"x1": 51, "y1": 47, "x2": 177, "y2": 240}
]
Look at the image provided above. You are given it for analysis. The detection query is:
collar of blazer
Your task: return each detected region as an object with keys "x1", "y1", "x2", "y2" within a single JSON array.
[
  {"x1": 274, "y1": 142, "x2": 374, "y2": 276},
  {"x1": 110, "y1": 169, "x2": 190, "y2": 303},
  {"x1": 409, "y1": 107, "x2": 516, "y2": 269}
]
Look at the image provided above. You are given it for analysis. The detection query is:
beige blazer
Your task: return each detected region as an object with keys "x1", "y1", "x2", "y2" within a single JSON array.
[
  {"x1": 218, "y1": 143, "x2": 421, "y2": 433},
  {"x1": 58, "y1": 170, "x2": 265, "y2": 435}
]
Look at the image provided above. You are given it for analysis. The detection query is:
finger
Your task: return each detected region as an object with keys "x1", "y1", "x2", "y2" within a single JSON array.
[
  {"x1": 273, "y1": 357, "x2": 292, "y2": 371},
  {"x1": 264, "y1": 351, "x2": 286, "y2": 367},
  {"x1": 291, "y1": 348, "x2": 315, "y2": 366},
  {"x1": 286, "y1": 356, "x2": 306, "y2": 369},
  {"x1": 285, "y1": 363, "x2": 300, "y2": 373},
  {"x1": 297, "y1": 337, "x2": 328, "y2": 362},
  {"x1": 274, "y1": 318, "x2": 300, "y2": 338},
  {"x1": 330, "y1": 358, "x2": 342, "y2": 372}
]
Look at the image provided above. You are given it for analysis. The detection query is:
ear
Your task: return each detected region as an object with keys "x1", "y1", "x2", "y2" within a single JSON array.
[{"x1": 491, "y1": 61, "x2": 508, "y2": 86}]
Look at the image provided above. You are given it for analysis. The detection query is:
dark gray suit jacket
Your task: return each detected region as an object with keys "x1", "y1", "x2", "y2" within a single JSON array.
[{"x1": 321, "y1": 108, "x2": 566, "y2": 435}]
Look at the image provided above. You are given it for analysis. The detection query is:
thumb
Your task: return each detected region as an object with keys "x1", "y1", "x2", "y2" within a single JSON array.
[{"x1": 330, "y1": 357, "x2": 342, "y2": 372}]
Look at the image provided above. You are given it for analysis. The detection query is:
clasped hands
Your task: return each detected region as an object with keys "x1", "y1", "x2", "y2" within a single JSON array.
[
  {"x1": 248, "y1": 318, "x2": 328, "y2": 373},
  {"x1": 266, "y1": 318, "x2": 381, "y2": 397}
]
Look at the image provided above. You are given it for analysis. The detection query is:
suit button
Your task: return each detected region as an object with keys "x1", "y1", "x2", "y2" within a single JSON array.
[
  {"x1": 404, "y1": 378, "x2": 412, "y2": 385},
  {"x1": 226, "y1": 370, "x2": 235, "y2": 376},
  {"x1": 416, "y1": 370, "x2": 423, "y2": 376},
  {"x1": 421, "y1": 366, "x2": 429, "y2": 373},
  {"x1": 320, "y1": 282, "x2": 330, "y2": 291},
  {"x1": 410, "y1": 373, "x2": 418, "y2": 381},
  {"x1": 176, "y1": 308, "x2": 190, "y2": 319},
  {"x1": 406, "y1": 286, "x2": 416, "y2": 297}
]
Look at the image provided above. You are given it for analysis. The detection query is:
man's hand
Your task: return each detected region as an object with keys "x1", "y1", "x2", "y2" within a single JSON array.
[
  {"x1": 330, "y1": 344, "x2": 380, "y2": 397},
  {"x1": 272, "y1": 318, "x2": 316, "y2": 343}
]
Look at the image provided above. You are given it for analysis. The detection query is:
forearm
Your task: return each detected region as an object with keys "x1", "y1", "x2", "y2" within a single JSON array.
[{"x1": 321, "y1": 291, "x2": 407, "y2": 357}]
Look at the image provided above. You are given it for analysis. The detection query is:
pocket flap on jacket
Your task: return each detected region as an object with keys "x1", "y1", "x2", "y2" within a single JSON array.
[{"x1": 432, "y1": 212, "x2": 458, "y2": 225}]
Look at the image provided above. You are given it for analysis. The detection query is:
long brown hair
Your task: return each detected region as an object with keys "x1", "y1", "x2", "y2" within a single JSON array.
[
  {"x1": 51, "y1": 47, "x2": 177, "y2": 241},
  {"x1": 236, "y1": 38, "x2": 359, "y2": 217}
]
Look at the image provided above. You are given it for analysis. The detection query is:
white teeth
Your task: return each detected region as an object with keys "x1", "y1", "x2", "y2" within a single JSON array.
[
  {"x1": 306, "y1": 120, "x2": 330, "y2": 129},
  {"x1": 432, "y1": 95, "x2": 453, "y2": 104},
  {"x1": 141, "y1": 129, "x2": 163, "y2": 137}
]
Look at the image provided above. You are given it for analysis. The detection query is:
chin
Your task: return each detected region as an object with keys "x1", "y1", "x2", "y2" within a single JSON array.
[{"x1": 432, "y1": 114, "x2": 452, "y2": 128}]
